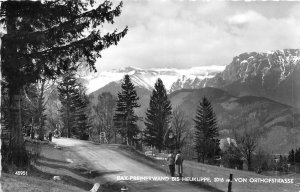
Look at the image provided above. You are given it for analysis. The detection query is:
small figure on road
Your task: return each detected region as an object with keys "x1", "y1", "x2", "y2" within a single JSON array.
[
  {"x1": 166, "y1": 151, "x2": 175, "y2": 177},
  {"x1": 54, "y1": 128, "x2": 59, "y2": 138},
  {"x1": 175, "y1": 150, "x2": 183, "y2": 178},
  {"x1": 48, "y1": 131, "x2": 53, "y2": 142}
]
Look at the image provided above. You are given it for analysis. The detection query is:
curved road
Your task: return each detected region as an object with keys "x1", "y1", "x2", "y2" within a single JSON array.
[{"x1": 53, "y1": 138, "x2": 212, "y2": 192}]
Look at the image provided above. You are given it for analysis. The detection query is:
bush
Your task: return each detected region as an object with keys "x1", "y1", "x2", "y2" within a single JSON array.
[
  {"x1": 221, "y1": 143, "x2": 243, "y2": 169},
  {"x1": 80, "y1": 133, "x2": 89, "y2": 140}
]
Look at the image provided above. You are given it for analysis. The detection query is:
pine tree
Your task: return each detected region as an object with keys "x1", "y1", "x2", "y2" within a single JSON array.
[
  {"x1": 113, "y1": 75, "x2": 140, "y2": 145},
  {"x1": 1, "y1": 0, "x2": 127, "y2": 166},
  {"x1": 144, "y1": 78, "x2": 172, "y2": 153},
  {"x1": 194, "y1": 97, "x2": 220, "y2": 163},
  {"x1": 73, "y1": 83, "x2": 90, "y2": 140},
  {"x1": 296, "y1": 148, "x2": 300, "y2": 163},
  {"x1": 58, "y1": 71, "x2": 77, "y2": 138},
  {"x1": 58, "y1": 72, "x2": 90, "y2": 139},
  {"x1": 288, "y1": 149, "x2": 295, "y2": 165}
]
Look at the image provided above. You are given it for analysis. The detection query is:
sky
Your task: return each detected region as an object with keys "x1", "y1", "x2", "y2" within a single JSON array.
[{"x1": 94, "y1": 0, "x2": 300, "y2": 72}]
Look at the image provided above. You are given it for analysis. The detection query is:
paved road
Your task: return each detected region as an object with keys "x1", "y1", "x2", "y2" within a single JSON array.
[{"x1": 52, "y1": 138, "x2": 212, "y2": 192}]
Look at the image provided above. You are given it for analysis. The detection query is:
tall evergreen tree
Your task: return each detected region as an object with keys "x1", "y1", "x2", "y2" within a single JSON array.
[
  {"x1": 194, "y1": 97, "x2": 220, "y2": 163},
  {"x1": 288, "y1": 149, "x2": 295, "y2": 165},
  {"x1": 73, "y1": 83, "x2": 90, "y2": 140},
  {"x1": 1, "y1": 0, "x2": 127, "y2": 166},
  {"x1": 58, "y1": 72, "x2": 90, "y2": 139},
  {"x1": 296, "y1": 148, "x2": 300, "y2": 163},
  {"x1": 144, "y1": 79, "x2": 172, "y2": 152},
  {"x1": 113, "y1": 75, "x2": 140, "y2": 145},
  {"x1": 58, "y1": 71, "x2": 77, "y2": 138}
]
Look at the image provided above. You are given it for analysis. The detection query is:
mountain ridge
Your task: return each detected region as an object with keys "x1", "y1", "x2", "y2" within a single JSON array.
[
  {"x1": 88, "y1": 49, "x2": 299, "y2": 107},
  {"x1": 169, "y1": 49, "x2": 300, "y2": 107}
]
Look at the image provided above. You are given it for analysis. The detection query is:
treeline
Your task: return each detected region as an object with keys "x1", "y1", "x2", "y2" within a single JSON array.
[
  {"x1": 89, "y1": 74, "x2": 220, "y2": 164},
  {"x1": 1, "y1": 0, "x2": 127, "y2": 167},
  {"x1": 288, "y1": 148, "x2": 300, "y2": 164}
]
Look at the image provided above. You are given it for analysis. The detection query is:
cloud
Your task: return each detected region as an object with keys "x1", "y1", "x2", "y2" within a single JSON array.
[
  {"x1": 95, "y1": 1, "x2": 300, "y2": 71},
  {"x1": 227, "y1": 11, "x2": 264, "y2": 26},
  {"x1": 225, "y1": 8, "x2": 300, "y2": 52}
]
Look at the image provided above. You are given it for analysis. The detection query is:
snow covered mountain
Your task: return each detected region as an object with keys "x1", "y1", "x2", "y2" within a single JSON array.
[
  {"x1": 170, "y1": 49, "x2": 300, "y2": 90},
  {"x1": 85, "y1": 66, "x2": 225, "y2": 94},
  {"x1": 88, "y1": 49, "x2": 300, "y2": 107},
  {"x1": 203, "y1": 49, "x2": 300, "y2": 107}
]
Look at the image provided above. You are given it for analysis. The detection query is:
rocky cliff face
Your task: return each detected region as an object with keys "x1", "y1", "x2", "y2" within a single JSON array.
[
  {"x1": 220, "y1": 49, "x2": 299, "y2": 88},
  {"x1": 170, "y1": 49, "x2": 300, "y2": 107},
  {"x1": 219, "y1": 49, "x2": 300, "y2": 107}
]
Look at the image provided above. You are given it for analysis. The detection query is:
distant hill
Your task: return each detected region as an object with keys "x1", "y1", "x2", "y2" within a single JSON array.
[{"x1": 169, "y1": 87, "x2": 300, "y2": 154}]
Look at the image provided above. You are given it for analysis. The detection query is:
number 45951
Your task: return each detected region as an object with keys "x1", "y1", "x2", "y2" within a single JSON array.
[{"x1": 15, "y1": 171, "x2": 28, "y2": 176}]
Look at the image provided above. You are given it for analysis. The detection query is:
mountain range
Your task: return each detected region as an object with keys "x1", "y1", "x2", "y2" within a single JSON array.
[
  {"x1": 86, "y1": 66, "x2": 225, "y2": 94},
  {"x1": 89, "y1": 49, "x2": 299, "y2": 107},
  {"x1": 89, "y1": 49, "x2": 300, "y2": 154}
]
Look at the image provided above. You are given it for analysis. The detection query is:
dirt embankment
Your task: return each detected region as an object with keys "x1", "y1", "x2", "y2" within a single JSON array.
[{"x1": 1, "y1": 140, "x2": 122, "y2": 192}]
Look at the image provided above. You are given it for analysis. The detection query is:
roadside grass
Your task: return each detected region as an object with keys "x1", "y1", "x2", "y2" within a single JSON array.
[
  {"x1": 184, "y1": 161, "x2": 300, "y2": 192},
  {"x1": 110, "y1": 144, "x2": 300, "y2": 192},
  {"x1": 111, "y1": 145, "x2": 225, "y2": 192},
  {"x1": 0, "y1": 172, "x2": 83, "y2": 192},
  {"x1": 1, "y1": 140, "x2": 126, "y2": 192}
]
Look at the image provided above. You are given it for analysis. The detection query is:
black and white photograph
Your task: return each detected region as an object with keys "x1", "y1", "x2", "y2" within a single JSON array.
[{"x1": 0, "y1": 0, "x2": 300, "y2": 191}]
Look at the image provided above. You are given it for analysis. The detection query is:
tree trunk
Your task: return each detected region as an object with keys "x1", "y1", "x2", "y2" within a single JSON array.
[
  {"x1": 66, "y1": 89, "x2": 71, "y2": 138},
  {"x1": 4, "y1": 4, "x2": 28, "y2": 167},
  {"x1": 126, "y1": 115, "x2": 129, "y2": 145},
  {"x1": 38, "y1": 80, "x2": 45, "y2": 140},
  {"x1": 8, "y1": 88, "x2": 28, "y2": 167},
  {"x1": 247, "y1": 156, "x2": 252, "y2": 171}
]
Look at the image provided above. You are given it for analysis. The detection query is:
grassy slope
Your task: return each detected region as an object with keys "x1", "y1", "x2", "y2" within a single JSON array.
[
  {"x1": 113, "y1": 145, "x2": 224, "y2": 192},
  {"x1": 0, "y1": 173, "x2": 83, "y2": 192},
  {"x1": 169, "y1": 88, "x2": 300, "y2": 154},
  {"x1": 1, "y1": 141, "x2": 123, "y2": 192},
  {"x1": 184, "y1": 161, "x2": 300, "y2": 192},
  {"x1": 113, "y1": 145, "x2": 300, "y2": 192}
]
